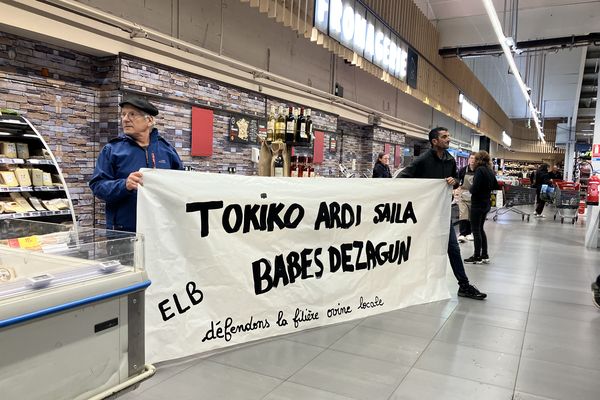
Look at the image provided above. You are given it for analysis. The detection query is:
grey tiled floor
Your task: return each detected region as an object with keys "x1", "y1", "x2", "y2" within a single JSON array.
[{"x1": 120, "y1": 206, "x2": 600, "y2": 400}]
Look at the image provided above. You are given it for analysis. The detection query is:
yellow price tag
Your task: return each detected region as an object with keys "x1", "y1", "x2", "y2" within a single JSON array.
[{"x1": 17, "y1": 235, "x2": 42, "y2": 250}]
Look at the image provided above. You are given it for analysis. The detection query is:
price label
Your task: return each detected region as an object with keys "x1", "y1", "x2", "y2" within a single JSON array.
[{"x1": 17, "y1": 235, "x2": 42, "y2": 250}]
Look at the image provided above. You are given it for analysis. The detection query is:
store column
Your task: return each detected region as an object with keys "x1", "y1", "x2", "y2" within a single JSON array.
[{"x1": 584, "y1": 70, "x2": 600, "y2": 248}]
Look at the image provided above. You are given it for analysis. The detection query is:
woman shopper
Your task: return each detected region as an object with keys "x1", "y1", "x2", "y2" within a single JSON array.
[
  {"x1": 457, "y1": 154, "x2": 476, "y2": 242},
  {"x1": 534, "y1": 163, "x2": 551, "y2": 217},
  {"x1": 372, "y1": 152, "x2": 391, "y2": 178},
  {"x1": 464, "y1": 151, "x2": 499, "y2": 264}
]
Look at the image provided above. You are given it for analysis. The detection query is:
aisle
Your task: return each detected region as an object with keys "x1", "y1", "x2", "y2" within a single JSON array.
[{"x1": 121, "y1": 206, "x2": 600, "y2": 400}]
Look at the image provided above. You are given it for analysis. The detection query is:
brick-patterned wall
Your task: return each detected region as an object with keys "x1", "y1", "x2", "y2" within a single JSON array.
[
  {"x1": 1, "y1": 32, "x2": 411, "y2": 228},
  {"x1": 120, "y1": 56, "x2": 343, "y2": 177},
  {"x1": 329, "y1": 120, "x2": 374, "y2": 178},
  {"x1": 0, "y1": 32, "x2": 119, "y2": 227},
  {"x1": 373, "y1": 126, "x2": 407, "y2": 173}
]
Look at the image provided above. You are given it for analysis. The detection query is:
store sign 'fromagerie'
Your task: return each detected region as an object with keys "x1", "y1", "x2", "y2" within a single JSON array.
[
  {"x1": 138, "y1": 170, "x2": 451, "y2": 363},
  {"x1": 315, "y1": 0, "x2": 408, "y2": 80}
]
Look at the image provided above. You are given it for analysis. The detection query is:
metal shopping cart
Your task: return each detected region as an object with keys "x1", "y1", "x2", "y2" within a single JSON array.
[
  {"x1": 492, "y1": 183, "x2": 537, "y2": 222},
  {"x1": 552, "y1": 181, "x2": 580, "y2": 224}
]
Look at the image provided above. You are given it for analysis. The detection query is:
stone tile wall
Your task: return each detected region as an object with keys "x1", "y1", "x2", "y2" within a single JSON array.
[
  {"x1": 0, "y1": 32, "x2": 119, "y2": 227},
  {"x1": 0, "y1": 33, "x2": 410, "y2": 228}
]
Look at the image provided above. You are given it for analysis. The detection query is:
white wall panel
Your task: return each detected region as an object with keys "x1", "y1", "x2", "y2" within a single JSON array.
[
  {"x1": 67, "y1": 0, "x2": 433, "y2": 130},
  {"x1": 76, "y1": 0, "x2": 175, "y2": 36}
]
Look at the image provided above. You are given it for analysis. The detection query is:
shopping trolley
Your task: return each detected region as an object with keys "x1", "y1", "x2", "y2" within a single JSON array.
[
  {"x1": 552, "y1": 181, "x2": 580, "y2": 224},
  {"x1": 492, "y1": 183, "x2": 537, "y2": 222}
]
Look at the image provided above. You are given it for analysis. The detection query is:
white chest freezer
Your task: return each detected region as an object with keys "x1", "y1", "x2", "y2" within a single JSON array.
[{"x1": 0, "y1": 220, "x2": 154, "y2": 400}]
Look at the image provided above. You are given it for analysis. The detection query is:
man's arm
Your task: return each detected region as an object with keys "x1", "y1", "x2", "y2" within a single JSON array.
[
  {"x1": 89, "y1": 146, "x2": 134, "y2": 202},
  {"x1": 444, "y1": 159, "x2": 459, "y2": 188}
]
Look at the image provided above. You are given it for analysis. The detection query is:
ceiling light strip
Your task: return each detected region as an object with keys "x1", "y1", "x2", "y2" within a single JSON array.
[{"x1": 482, "y1": 0, "x2": 545, "y2": 143}]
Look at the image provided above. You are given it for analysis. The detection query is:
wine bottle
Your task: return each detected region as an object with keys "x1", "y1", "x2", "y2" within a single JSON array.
[
  {"x1": 296, "y1": 108, "x2": 307, "y2": 143},
  {"x1": 274, "y1": 106, "x2": 286, "y2": 142},
  {"x1": 307, "y1": 156, "x2": 314, "y2": 177},
  {"x1": 305, "y1": 108, "x2": 313, "y2": 145},
  {"x1": 266, "y1": 105, "x2": 275, "y2": 143},
  {"x1": 274, "y1": 150, "x2": 284, "y2": 177},
  {"x1": 290, "y1": 155, "x2": 298, "y2": 177},
  {"x1": 285, "y1": 106, "x2": 296, "y2": 143},
  {"x1": 298, "y1": 155, "x2": 306, "y2": 177}
]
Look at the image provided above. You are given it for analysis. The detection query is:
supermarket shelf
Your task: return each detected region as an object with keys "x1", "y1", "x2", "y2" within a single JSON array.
[
  {"x1": 0, "y1": 210, "x2": 71, "y2": 220},
  {"x1": 0, "y1": 186, "x2": 63, "y2": 193}
]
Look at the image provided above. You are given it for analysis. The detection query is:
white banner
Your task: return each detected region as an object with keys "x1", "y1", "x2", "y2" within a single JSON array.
[{"x1": 138, "y1": 170, "x2": 451, "y2": 363}]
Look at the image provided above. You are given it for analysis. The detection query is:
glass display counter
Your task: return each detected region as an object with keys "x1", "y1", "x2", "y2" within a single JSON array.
[{"x1": 0, "y1": 220, "x2": 154, "y2": 400}]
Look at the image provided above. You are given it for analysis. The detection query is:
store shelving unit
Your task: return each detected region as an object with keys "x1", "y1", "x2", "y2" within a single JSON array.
[
  {"x1": 502, "y1": 159, "x2": 540, "y2": 178},
  {"x1": 0, "y1": 114, "x2": 76, "y2": 225}
]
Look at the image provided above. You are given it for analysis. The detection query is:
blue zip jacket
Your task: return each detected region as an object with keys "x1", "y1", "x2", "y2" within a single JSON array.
[{"x1": 89, "y1": 128, "x2": 183, "y2": 232}]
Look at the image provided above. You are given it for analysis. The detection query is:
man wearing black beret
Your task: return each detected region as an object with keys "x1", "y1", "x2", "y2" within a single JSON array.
[{"x1": 89, "y1": 96, "x2": 183, "y2": 232}]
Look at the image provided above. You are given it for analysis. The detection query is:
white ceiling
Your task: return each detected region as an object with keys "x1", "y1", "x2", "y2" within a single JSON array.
[{"x1": 414, "y1": 0, "x2": 600, "y2": 140}]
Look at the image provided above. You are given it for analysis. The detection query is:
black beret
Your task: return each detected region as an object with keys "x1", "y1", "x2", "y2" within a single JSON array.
[{"x1": 119, "y1": 96, "x2": 159, "y2": 116}]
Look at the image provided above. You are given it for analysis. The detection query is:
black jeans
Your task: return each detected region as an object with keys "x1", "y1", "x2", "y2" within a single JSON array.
[
  {"x1": 459, "y1": 220, "x2": 472, "y2": 236},
  {"x1": 448, "y1": 224, "x2": 469, "y2": 286},
  {"x1": 470, "y1": 204, "x2": 491, "y2": 257},
  {"x1": 535, "y1": 188, "x2": 546, "y2": 215}
]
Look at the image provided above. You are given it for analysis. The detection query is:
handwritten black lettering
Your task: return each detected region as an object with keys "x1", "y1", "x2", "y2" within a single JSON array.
[
  {"x1": 314, "y1": 202, "x2": 362, "y2": 230},
  {"x1": 293, "y1": 307, "x2": 319, "y2": 328},
  {"x1": 185, "y1": 201, "x2": 224, "y2": 237},
  {"x1": 373, "y1": 202, "x2": 417, "y2": 224},
  {"x1": 327, "y1": 303, "x2": 352, "y2": 318},
  {"x1": 252, "y1": 248, "x2": 324, "y2": 295},
  {"x1": 158, "y1": 281, "x2": 204, "y2": 322},
  {"x1": 276, "y1": 311, "x2": 288, "y2": 326},
  {"x1": 202, "y1": 316, "x2": 271, "y2": 342},
  {"x1": 357, "y1": 295, "x2": 384, "y2": 310}
]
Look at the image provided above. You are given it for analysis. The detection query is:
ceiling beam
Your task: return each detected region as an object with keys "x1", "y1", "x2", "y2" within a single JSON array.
[{"x1": 439, "y1": 32, "x2": 600, "y2": 58}]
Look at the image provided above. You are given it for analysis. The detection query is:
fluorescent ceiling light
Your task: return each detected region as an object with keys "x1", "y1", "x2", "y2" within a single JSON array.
[
  {"x1": 502, "y1": 131, "x2": 512, "y2": 147},
  {"x1": 482, "y1": 0, "x2": 545, "y2": 143}
]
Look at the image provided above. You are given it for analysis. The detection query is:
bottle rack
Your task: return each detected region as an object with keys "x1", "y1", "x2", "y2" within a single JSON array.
[{"x1": 0, "y1": 114, "x2": 76, "y2": 225}]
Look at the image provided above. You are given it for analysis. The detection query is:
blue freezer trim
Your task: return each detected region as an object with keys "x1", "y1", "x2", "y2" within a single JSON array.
[{"x1": 0, "y1": 280, "x2": 151, "y2": 329}]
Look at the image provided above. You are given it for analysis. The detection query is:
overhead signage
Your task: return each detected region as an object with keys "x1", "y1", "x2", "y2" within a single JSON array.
[
  {"x1": 502, "y1": 131, "x2": 512, "y2": 147},
  {"x1": 138, "y1": 170, "x2": 451, "y2": 362},
  {"x1": 315, "y1": 0, "x2": 408, "y2": 80},
  {"x1": 459, "y1": 93, "x2": 479, "y2": 126}
]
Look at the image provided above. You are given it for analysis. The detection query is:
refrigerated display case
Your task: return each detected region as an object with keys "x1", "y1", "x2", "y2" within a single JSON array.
[{"x1": 0, "y1": 219, "x2": 154, "y2": 400}]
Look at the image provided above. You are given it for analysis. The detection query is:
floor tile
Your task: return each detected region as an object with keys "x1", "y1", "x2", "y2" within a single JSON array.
[
  {"x1": 289, "y1": 349, "x2": 409, "y2": 400},
  {"x1": 283, "y1": 321, "x2": 358, "y2": 348},
  {"x1": 359, "y1": 310, "x2": 447, "y2": 339},
  {"x1": 262, "y1": 382, "x2": 358, "y2": 400},
  {"x1": 414, "y1": 340, "x2": 520, "y2": 389},
  {"x1": 402, "y1": 298, "x2": 458, "y2": 319},
  {"x1": 512, "y1": 392, "x2": 557, "y2": 400},
  {"x1": 127, "y1": 356, "x2": 204, "y2": 395},
  {"x1": 435, "y1": 315, "x2": 524, "y2": 355},
  {"x1": 330, "y1": 325, "x2": 430, "y2": 366},
  {"x1": 532, "y1": 285, "x2": 592, "y2": 306},
  {"x1": 209, "y1": 339, "x2": 323, "y2": 379},
  {"x1": 390, "y1": 368, "x2": 514, "y2": 400},
  {"x1": 528, "y1": 298, "x2": 600, "y2": 322},
  {"x1": 452, "y1": 302, "x2": 529, "y2": 330},
  {"x1": 141, "y1": 360, "x2": 281, "y2": 400},
  {"x1": 516, "y1": 358, "x2": 600, "y2": 400},
  {"x1": 522, "y1": 331, "x2": 600, "y2": 371},
  {"x1": 525, "y1": 313, "x2": 600, "y2": 342}
]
